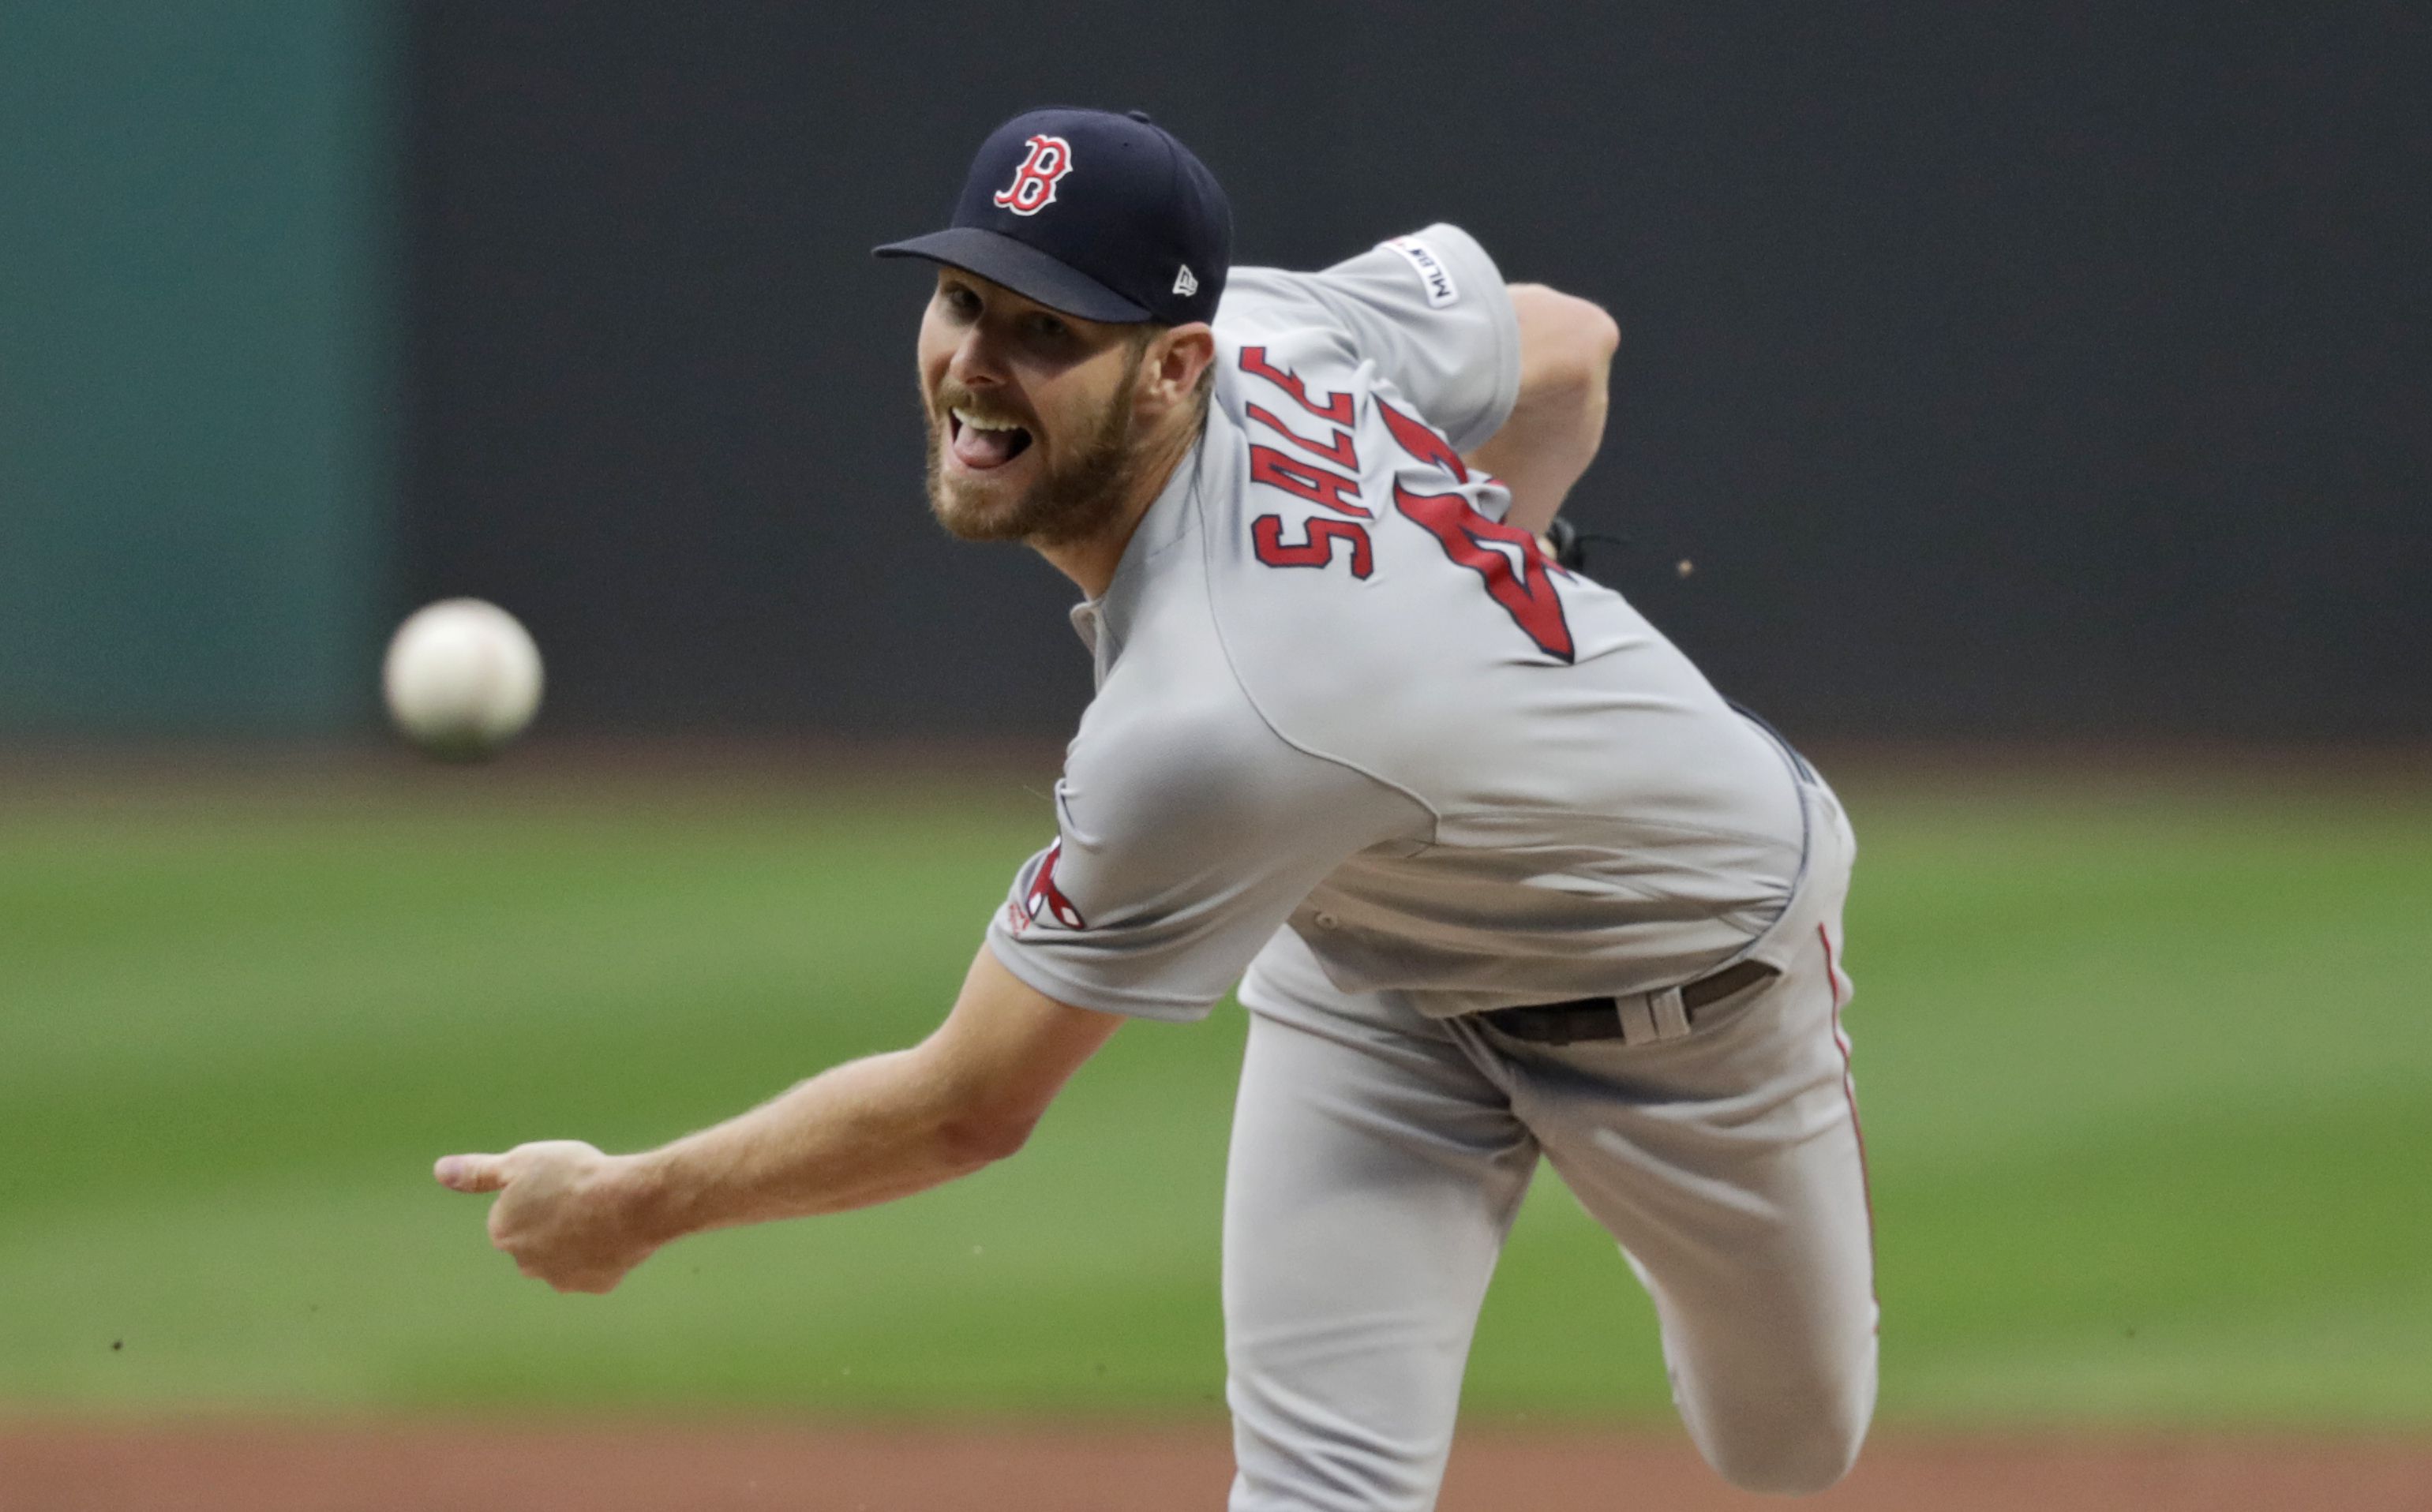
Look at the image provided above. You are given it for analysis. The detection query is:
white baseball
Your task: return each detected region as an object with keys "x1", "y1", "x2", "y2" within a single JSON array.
[{"x1": 383, "y1": 598, "x2": 545, "y2": 759}]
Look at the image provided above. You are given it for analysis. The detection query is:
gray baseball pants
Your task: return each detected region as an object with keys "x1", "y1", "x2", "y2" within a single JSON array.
[{"x1": 1225, "y1": 781, "x2": 1875, "y2": 1510}]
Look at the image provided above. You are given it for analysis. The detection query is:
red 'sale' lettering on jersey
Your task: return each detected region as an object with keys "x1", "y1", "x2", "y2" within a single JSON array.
[
  {"x1": 1245, "y1": 402, "x2": 1360, "y2": 469},
  {"x1": 993, "y1": 135, "x2": 1075, "y2": 216},
  {"x1": 1253, "y1": 515, "x2": 1374, "y2": 578},
  {"x1": 1249, "y1": 446, "x2": 1370, "y2": 518},
  {"x1": 1238, "y1": 347, "x2": 1355, "y2": 425},
  {"x1": 1017, "y1": 840, "x2": 1087, "y2": 930}
]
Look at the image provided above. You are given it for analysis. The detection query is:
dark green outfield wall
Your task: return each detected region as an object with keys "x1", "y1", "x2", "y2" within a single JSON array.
[{"x1": 0, "y1": 2, "x2": 392, "y2": 737}]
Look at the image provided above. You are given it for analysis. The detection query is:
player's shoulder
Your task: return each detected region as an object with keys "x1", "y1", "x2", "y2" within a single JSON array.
[
  {"x1": 1213, "y1": 223, "x2": 1502, "y2": 342},
  {"x1": 1214, "y1": 223, "x2": 1521, "y2": 461}
]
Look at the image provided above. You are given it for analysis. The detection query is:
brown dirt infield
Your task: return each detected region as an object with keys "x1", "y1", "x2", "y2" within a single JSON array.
[{"x1": 4, "y1": 1422, "x2": 2427, "y2": 1512}]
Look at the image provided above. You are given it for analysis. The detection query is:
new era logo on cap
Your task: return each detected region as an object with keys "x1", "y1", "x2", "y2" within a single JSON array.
[{"x1": 874, "y1": 107, "x2": 1232, "y2": 327}]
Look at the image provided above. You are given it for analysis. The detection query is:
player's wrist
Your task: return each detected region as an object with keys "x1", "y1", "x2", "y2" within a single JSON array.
[{"x1": 601, "y1": 1148, "x2": 694, "y2": 1249}]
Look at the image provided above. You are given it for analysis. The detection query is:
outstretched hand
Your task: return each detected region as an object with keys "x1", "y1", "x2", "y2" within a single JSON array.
[{"x1": 436, "y1": 1140, "x2": 660, "y2": 1295}]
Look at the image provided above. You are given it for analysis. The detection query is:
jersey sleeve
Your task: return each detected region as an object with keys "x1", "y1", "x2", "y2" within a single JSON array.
[
  {"x1": 985, "y1": 699, "x2": 1430, "y2": 1023},
  {"x1": 1216, "y1": 223, "x2": 1523, "y2": 453}
]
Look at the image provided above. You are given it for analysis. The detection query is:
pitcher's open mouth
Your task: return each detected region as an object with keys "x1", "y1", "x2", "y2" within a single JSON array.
[{"x1": 950, "y1": 407, "x2": 1035, "y2": 470}]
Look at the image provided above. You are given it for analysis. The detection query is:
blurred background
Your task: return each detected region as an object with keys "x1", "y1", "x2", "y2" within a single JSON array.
[
  {"x1": 9, "y1": 2, "x2": 2425, "y2": 746},
  {"x1": 2, "y1": 0, "x2": 2427, "y2": 1491}
]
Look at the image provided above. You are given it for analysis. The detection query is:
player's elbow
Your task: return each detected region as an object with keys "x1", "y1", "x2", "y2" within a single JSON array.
[
  {"x1": 1508, "y1": 283, "x2": 1620, "y2": 397},
  {"x1": 935, "y1": 1104, "x2": 1040, "y2": 1167}
]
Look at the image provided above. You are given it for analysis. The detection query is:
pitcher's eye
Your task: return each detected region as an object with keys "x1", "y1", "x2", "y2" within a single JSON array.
[{"x1": 1028, "y1": 313, "x2": 1068, "y2": 339}]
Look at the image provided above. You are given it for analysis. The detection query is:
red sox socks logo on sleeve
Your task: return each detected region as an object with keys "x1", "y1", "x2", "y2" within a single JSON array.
[
  {"x1": 1010, "y1": 840, "x2": 1087, "y2": 932},
  {"x1": 993, "y1": 135, "x2": 1075, "y2": 216}
]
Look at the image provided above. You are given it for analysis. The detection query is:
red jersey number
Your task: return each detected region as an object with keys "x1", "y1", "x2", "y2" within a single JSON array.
[
  {"x1": 1377, "y1": 398, "x2": 1574, "y2": 661},
  {"x1": 1392, "y1": 485, "x2": 1574, "y2": 661}
]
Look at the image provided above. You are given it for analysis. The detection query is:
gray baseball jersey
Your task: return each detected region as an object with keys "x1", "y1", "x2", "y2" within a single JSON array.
[
  {"x1": 980, "y1": 225, "x2": 1876, "y2": 1509},
  {"x1": 987, "y1": 223, "x2": 1809, "y2": 1021}
]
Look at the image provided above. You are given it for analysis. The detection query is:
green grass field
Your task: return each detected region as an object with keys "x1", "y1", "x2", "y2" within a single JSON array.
[{"x1": 3, "y1": 759, "x2": 2427, "y2": 1427}]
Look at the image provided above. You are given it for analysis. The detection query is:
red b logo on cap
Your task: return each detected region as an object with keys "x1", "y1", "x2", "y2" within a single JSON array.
[{"x1": 993, "y1": 134, "x2": 1074, "y2": 216}]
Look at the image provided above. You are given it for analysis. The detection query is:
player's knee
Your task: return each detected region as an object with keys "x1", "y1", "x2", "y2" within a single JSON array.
[
  {"x1": 1697, "y1": 1393, "x2": 1871, "y2": 1496},
  {"x1": 1709, "y1": 1426, "x2": 1864, "y2": 1496}
]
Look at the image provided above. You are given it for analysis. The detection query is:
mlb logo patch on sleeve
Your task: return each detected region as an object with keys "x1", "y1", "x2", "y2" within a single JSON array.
[{"x1": 1384, "y1": 236, "x2": 1459, "y2": 309}]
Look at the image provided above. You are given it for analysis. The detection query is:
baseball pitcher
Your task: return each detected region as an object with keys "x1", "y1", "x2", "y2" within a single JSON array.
[{"x1": 439, "y1": 107, "x2": 1877, "y2": 1509}]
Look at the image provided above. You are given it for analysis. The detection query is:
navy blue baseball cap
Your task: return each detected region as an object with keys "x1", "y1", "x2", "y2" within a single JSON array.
[{"x1": 875, "y1": 107, "x2": 1231, "y2": 327}]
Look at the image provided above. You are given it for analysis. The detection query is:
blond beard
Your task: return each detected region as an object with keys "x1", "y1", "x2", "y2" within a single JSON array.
[{"x1": 924, "y1": 365, "x2": 1149, "y2": 548}]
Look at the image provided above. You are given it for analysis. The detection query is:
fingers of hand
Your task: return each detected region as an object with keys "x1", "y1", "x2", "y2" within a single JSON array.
[
  {"x1": 437, "y1": 1138, "x2": 599, "y2": 1196},
  {"x1": 465, "y1": 1141, "x2": 642, "y2": 1292},
  {"x1": 433, "y1": 1152, "x2": 507, "y2": 1193}
]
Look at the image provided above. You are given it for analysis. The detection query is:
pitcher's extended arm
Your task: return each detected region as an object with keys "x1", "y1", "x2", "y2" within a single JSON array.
[{"x1": 434, "y1": 945, "x2": 1121, "y2": 1293}]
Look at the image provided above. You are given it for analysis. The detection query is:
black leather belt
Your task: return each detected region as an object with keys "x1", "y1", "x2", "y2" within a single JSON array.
[{"x1": 1477, "y1": 959, "x2": 1779, "y2": 1046}]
